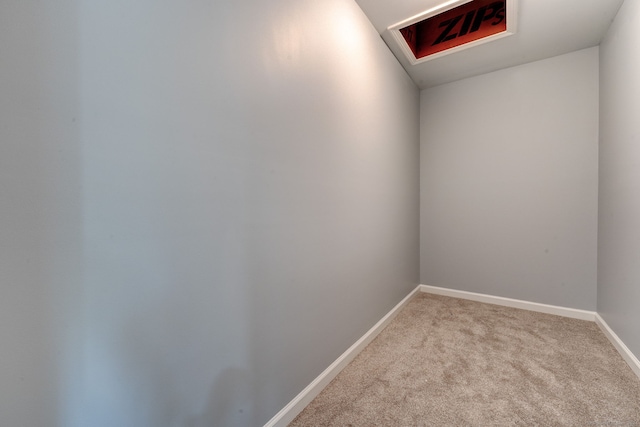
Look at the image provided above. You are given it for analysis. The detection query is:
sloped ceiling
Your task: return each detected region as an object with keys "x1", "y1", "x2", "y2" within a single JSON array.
[{"x1": 356, "y1": 0, "x2": 624, "y2": 88}]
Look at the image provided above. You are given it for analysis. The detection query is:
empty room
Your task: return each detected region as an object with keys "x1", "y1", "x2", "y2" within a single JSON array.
[{"x1": 1, "y1": 0, "x2": 639, "y2": 426}]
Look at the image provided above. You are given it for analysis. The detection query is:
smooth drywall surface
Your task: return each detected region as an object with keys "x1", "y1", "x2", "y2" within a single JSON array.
[
  {"x1": 0, "y1": 1, "x2": 82, "y2": 426},
  {"x1": 420, "y1": 48, "x2": 599, "y2": 310},
  {"x1": 77, "y1": 1, "x2": 419, "y2": 426},
  {"x1": 599, "y1": 0, "x2": 640, "y2": 359}
]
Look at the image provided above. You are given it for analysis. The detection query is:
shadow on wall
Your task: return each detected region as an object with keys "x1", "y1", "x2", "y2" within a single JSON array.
[
  {"x1": 76, "y1": 0, "x2": 265, "y2": 424},
  {"x1": 186, "y1": 367, "x2": 253, "y2": 427},
  {"x1": 115, "y1": 293, "x2": 257, "y2": 426}
]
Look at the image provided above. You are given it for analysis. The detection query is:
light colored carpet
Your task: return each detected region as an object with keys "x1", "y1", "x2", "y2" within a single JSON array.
[{"x1": 290, "y1": 293, "x2": 640, "y2": 426}]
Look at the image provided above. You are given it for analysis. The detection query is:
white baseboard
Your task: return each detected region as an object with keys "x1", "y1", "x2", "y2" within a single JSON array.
[
  {"x1": 263, "y1": 285, "x2": 422, "y2": 427},
  {"x1": 595, "y1": 314, "x2": 640, "y2": 379},
  {"x1": 419, "y1": 284, "x2": 596, "y2": 321}
]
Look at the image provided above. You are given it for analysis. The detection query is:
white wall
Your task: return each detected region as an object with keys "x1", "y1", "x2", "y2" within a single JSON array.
[
  {"x1": 75, "y1": 1, "x2": 419, "y2": 427},
  {"x1": 420, "y1": 48, "x2": 599, "y2": 310},
  {"x1": 599, "y1": 0, "x2": 640, "y2": 359},
  {"x1": 0, "y1": 1, "x2": 82, "y2": 425}
]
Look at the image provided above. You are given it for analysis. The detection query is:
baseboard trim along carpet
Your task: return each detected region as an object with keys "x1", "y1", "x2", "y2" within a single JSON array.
[
  {"x1": 419, "y1": 285, "x2": 596, "y2": 321},
  {"x1": 264, "y1": 284, "x2": 640, "y2": 427},
  {"x1": 263, "y1": 286, "x2": 421, "y2": 427},
  {"x1": 595, "y1": 313, "x2": 640, "y2": 379}
]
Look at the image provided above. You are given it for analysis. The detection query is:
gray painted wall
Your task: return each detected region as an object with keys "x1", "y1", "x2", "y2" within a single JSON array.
[
  {"x1": 76, "y1": 1, "x2": 419, "y2": 426},
  {"x1": 0, "y1": 1, "x2": 82, "y2": 426},
  {"x1": 599, "y1": 0, "x2": 640, "y2": 359},
  {"x1": 0, "y1": 0, "x2": 419, "y2": 426},
  {"x1": 420, "y1": 48, "x2": 599, "y2": 310}
]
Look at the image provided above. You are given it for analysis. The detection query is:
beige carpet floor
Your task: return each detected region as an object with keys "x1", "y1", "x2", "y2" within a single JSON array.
[{"x1": 290, "y1": 293, "x2": 640, "y2": 426}]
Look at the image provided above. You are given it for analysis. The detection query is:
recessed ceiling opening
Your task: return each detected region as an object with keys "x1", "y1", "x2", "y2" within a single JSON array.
[{"x1": 388, "y1": 0, "x2": 517, "y2": 65}]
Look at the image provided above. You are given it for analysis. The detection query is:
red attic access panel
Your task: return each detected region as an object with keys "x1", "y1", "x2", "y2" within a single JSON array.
[{"x1": 400, "y1": 0, "x2": 507, "y2": 60}]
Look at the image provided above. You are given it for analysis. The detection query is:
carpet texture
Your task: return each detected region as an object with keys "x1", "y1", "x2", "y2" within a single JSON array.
[{"x1": 289, "y1": 293, "x2": 640, "y2": 426}]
